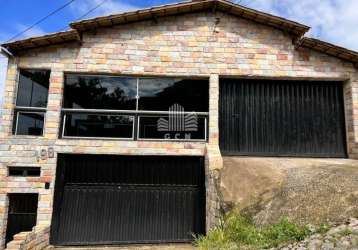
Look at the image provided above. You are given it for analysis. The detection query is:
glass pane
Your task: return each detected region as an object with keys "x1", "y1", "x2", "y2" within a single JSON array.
[
  {"x1": 63, "y1": 114, "x2": 134, "y2": 138},
  {"x1": 64, "y1": 75, "x2": 137, "y2": 110},
  {"x1": 138, "y1": 78, "x2": 209, "y2": 112},
  {"x1": 138, "y1": 115, "x2": 206, "y2": 140},
  {"x1": 16, "y1": 70, "x2": 50, "y2": 107},
  {"x1": 16, "y1": 112, "x2": 44, "y2": 136}
]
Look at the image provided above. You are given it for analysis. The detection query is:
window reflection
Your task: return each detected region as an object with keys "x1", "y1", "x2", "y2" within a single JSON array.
[
  {"x1": 138, "y1": 78, "x2": 209, "y2": 112},
  {"x1": 63, "y1": 114, "x2": 134, "y2": 138},
  {"x1": 64, "y1": 75, "x2": 137, "y2": 110},
  {"x1": 16, "y1": 112, "x2": 45, "y2": 136},
  {"x1": 16, "y1": 70, "x2": 50, "y2": 108}
]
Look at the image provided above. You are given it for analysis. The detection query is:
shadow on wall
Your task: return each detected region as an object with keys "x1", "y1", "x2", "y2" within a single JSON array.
[{"x1": 220, "y1": 157, "x2": 358, "y2": 225}]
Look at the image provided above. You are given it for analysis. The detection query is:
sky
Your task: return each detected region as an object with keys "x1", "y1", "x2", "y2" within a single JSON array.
[{"x1": 0, "y1": 0, "x2": 358, "y2": 107}]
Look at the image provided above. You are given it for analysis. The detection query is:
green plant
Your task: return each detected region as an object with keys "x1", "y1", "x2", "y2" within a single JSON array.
[
  {"x1": 194, "y1": 212, "x2": 311, "y2": 250},
  {"x1": 260, "y1": 218, "x2": 310, "y2": 248},
  {"x1": 315, "y1": 223, "x2": 330, "y2": 234}
]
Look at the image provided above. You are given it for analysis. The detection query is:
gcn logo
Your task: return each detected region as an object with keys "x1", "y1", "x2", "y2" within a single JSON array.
[{"x1": 157, "y1": 103, "x2": 198, "y2": 139}]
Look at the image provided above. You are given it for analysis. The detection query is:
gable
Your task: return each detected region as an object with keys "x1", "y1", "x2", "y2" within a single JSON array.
[{"x1": 1, "y1": 0, "x2": 357, "y2": 66}]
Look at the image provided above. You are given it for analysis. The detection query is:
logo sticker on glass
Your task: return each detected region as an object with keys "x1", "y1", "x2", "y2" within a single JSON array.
[{"x1": 157, "y1": 104, "x2": 198, "y2": 139}]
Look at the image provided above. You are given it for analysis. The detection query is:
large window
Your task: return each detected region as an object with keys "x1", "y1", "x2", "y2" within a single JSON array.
[
  {"x1": 63, "y1": 75, "x2": 137, "y2": 110},
  {"x1": 13, "y1": 70, "x2": 50, "y2": 136},
  {"x1": 62, "y1": 74, "x2": 209, "y2": 140}
]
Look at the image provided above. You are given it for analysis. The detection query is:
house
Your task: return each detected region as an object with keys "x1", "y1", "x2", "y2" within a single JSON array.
[{"x1": 0, "y1": 0, "x2": 358, "y2": 248}]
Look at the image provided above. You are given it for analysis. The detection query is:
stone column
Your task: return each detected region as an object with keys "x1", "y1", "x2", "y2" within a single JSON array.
[
  {"x1": 44, "y1": 68, "x2": 64, "y2": 140},
  {"x1": 0, "y1": 58, "x2": 18, "y2": 137},
  {"x1": 206, "y1": 74, "x2": 224, "y2": 230},
  {"x1": 344, "y1": 73, "x2": 358, "y2": 159}
]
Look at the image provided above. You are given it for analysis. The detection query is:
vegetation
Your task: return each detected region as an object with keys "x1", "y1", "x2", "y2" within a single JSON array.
[{"x1": 194, "y1": 212, "x2": 311, "y2": 250}]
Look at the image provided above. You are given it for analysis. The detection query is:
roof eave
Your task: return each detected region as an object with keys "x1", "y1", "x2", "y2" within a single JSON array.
[
  {"x1": 1, "y1": 30, "x2": 81, "y2": 54},
  {"x1": 301, "y1": 37, "x2": 358, "y2": 67},
  {"x1": 69, "y1": 0, "x2": 309, "y2": 38}
]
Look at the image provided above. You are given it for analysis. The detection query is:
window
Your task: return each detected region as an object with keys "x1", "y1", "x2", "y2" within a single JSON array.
[
  {"x1": 138, "y1": 78, "x2": 209, "y2": 112},
  {"x1": 63, "y1": 114, "x2": 134, "y2": 139},
  {"x1": 63, "y1": 75, "x2": 137, "y2": 110},
  {"x1": 62, "y1": 74, "x2": 209, "y2": 140},
  {"x1": 8, "y1": 167, "x2": 41, "y2": 177},
  {"x1": 13, "y1": 70, "x2": 50, "y2": 136}
]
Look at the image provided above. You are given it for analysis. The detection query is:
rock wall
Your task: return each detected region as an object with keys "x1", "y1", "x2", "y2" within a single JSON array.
[{"x1": 220, "y1": 157, "x2": 358, "y2": 225}]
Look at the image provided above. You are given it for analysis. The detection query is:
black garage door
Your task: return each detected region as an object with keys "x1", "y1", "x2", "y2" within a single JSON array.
[
  {"x1": 219, "y1": 79, "x2": 347, "y2": 157},
  {"x1": 51, "y1": 155, "x2": 205, "y2": 245}
]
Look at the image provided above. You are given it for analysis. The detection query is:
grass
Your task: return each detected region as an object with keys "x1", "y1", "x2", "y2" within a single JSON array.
[{"x1": 194, "y1": 212, "x2": 311, "y2": 250}]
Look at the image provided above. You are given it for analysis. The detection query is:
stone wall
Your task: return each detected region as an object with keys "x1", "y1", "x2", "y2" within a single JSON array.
[
  {"x1": 5, "y1": 224, "x2": 50, "y2": 250},
  {"x1": 221, "y1": 157, "x2": 358, "y2": 225},
  {"x1": 0, "y1": 10, "x2": 357, "y2": 248}
]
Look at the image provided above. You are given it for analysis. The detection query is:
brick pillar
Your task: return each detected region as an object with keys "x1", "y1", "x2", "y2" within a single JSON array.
[
  {"x1": 0, "y1": 193, "x2": 8, "y2": 248},
  {"x1": 350, "y1": 74, "x2": 358, "y2": 158},
  {"x1": 0, "y1": 58, "x2": 17, "y2": 137},
  {"x1": 40, "y1": 67, "x2": 64, "y2": 225},
  {"x1": 44, "y1": 69, "x2": 64, "y2": 140},
  {"x1": 206, "y1": 74, "x2": 223, "y2": 230},
  {"x1": 0, "y1": 57, "x2": 16, "y2": 249}
]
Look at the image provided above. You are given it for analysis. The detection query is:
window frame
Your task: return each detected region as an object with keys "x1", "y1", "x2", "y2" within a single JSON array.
[
  {"x1": 61, "y1": 113, "x2": 136, "y2": 140},
  {"x1": 61, "y1": 73, "x2": 209, "y2": 141},
  {"x1": 13, "y1": 69, "x2": 50, "y2": 137},
  {"x1": 14, "y1": 110, "x2": 46, "y2": 136}
]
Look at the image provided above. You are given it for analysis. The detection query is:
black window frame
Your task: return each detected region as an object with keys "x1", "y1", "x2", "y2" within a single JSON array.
[
  {"x1": 61, "y1": 74, "x2": 209, "y2": 141},
  {"x1": 13, "y1": 69, "x2": 50, "y2": 136}
]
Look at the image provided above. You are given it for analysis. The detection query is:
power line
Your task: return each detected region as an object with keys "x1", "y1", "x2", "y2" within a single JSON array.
[
  {"x1": 75, "y1": 0, "x2": 109, "y2": 22},
  {"x1": 58, "y1": 0, "x2": 109, "y2": 32},
  {"x1": 5, "y1": 0, "x2": 76, "y2": 43}
]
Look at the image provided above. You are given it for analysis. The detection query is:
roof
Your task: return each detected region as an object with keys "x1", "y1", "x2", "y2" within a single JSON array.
[
  {"x1": 1, "y1": 30, "x2": 79, "y2": 54},
  {"x1": 1, "y1": 0, "x2": 357, "y2": 66},
  {"x1": 70, "y1": 0, "x2": 309, "y2": 36},
  {"x1": 300, "y1": 37, "x2": 358, "y2": 64}
]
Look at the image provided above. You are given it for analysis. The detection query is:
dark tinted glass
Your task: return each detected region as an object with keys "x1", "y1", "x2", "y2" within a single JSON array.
[
  {"x1": 138, "y1": 115, "x2": 206, "y2": 140},
  {"x1": 8, "y1": 167, "x2": 41, "y2": 177},
  {"x1": 8, "y1": 194, "x2": 38, "y2": 213},
  {"x1": 64, "y1": 75, "x2": 137, "y2": 110},
  {"x1": 63, "y1": 114, "x2": 133, "y2": 138},
  {"x1": 16, "y1": 112, "x2": 44, "y2": 136},
  {"x1": 16, "y1": 70, "x2": 50, "y2": 107},
  {"x1": 138, "y1": 78, "x2": 209, "y2": 111}
]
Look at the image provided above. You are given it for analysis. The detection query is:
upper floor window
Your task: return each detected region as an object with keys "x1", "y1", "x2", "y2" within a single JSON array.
[
  {"x1": 61, "y1": 74, "x2": 209, "y2": 141},
  {"x1": 63, "y1": 75, "x2": 137, "y2": 110},
  {"x1": 13, "y1": 69, "x2": 50, "y2": 136}
]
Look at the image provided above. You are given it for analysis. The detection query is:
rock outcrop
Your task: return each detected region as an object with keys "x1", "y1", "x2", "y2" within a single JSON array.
[{"x1": 220, "y1": 157, "x2": 358, "y2": 225}]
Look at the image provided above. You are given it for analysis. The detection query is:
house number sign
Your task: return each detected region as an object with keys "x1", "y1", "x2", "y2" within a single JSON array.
[{"x1": 37, "y1": 147, "x2": 55, "y2": 161}]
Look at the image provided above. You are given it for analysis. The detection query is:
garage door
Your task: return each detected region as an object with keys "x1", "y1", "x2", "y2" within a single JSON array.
[
  {"x1": 51, "y1": 155, "x2": 205, "y2": 245},
  {"x1": 219, "y1": 79, "x2": 347, "y2": 157}
]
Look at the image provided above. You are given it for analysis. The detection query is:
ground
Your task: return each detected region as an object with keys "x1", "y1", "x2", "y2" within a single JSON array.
[
  {"x1": 220, "y1": 157, "x2": 358, "y2": 225},
  {"x1": 275, "y1": 218, "x2": 358, "y2": 250}
]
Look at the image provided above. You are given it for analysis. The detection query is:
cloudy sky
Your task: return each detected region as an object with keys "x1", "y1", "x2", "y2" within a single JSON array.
[{"x1": 1, "y1": 0, "x2": 358, "y2": 106}]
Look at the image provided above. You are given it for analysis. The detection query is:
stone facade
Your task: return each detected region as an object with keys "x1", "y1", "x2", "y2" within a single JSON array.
[
  {"x1": 4, "y1": 225, "x2": 50, "y2": 250},
  {"x1": 0, "y1": 10, "x2": 357, "y2": 249}
]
